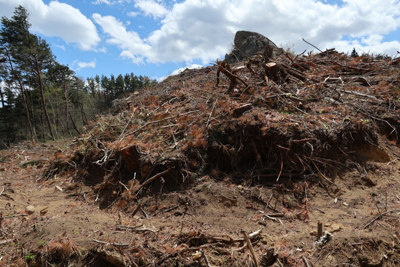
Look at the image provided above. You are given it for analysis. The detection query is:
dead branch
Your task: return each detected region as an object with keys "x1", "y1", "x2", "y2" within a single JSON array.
[
  {"x1": 303, "y1": 255, "x2": 311, "y2": 267},
  {"x1": 131, "y1": 203, "x2": 142, "y2": 217},
  {"x1": 242, "y1": 231, "x2": 259, "y2": 267},
  {"x1": 200, "y1": 249, "x2": 213, "y2": 267},
  {"x1": 135, "y1": 168, "x2": 171, "y2": 194},
  {"x1": 363, "y1": 209, "x2": 399, "y2": 229},
  {"x1": 216, "y1": 61, "x2": 248, "y2": 94},
  {"x1": 302, "y1": 38, "x2": 323, "y2": 53},
  {"x1": 206, "y1": 100, "x2": 217, "y2": 128},
  {"x1": 0, "y1": 239, "x2": 13, "y2": 245},
  {"x1": 115, "y1": 225, "x2": 158, "y2": 233},
  {"x1": 92, "y1": 239, "x2": 129, "y2": 246},
  {"x1": 118, "y1": 110, "x2": 136, "y2": 141}
]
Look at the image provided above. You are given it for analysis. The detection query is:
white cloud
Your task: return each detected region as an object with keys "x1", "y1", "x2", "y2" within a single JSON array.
[
  {"x1": 134, "y1": 0, "x2": 168, "y2": 19},
  {"x1": 0, "y1": 0, "x2": 101, "y2": 51},
  {"x1": 158, "y1": 64, "x2": 203, "y2": 81},
  {"x1": 92, "y1": 0, "x2": 112, "y2": 4},
  {"x1": 98, "y1": 46, "x2": 108, "y2": 53},
  {"x1": 127, "y1": 11, "x2": 139, "y2": 17},
  {"x1": 92, "y1": 13, "x2": 152, "y2": 64},
  {"x1": 92, "y1": 0, "x2": 127, "y2": 5},
  {"x1": 73, "y1": 60, "x2": 97, "y2": 70},
  {"x1": 53, "y1": 44, "x2": 65, "y2": 50},
  {"x1": 92, "y1": 0, "x2": 400, "y2": 65}
]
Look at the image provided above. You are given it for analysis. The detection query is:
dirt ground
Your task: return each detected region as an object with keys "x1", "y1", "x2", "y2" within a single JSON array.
[
  {"x1": 0, "y1": 137, "x2": 400, "y2": 267},
  {"x1": 1, "y1": 50, "x2": 400, "y2": 266}
]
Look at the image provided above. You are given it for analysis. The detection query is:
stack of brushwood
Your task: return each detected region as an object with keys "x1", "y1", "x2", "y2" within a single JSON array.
[{"x1": 42, "y1": 45, "x2": 400, "y2": 208}]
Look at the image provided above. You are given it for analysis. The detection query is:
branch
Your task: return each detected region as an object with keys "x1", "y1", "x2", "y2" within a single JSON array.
[
  {"x1": 92, "y1": 239, "x2": 129, "y2": 246},
  {"x1": 136, "y1": 169, "x2": 171, "y2": 194},
  {"x1": 363, "y1": 209, "x2": 399, "y2": 229}
]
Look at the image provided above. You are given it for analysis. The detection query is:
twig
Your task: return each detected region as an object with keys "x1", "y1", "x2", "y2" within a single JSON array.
[
  {"x1": 118, "y1": 110, "x2": 136, "y2": 141},
  {"x1": 136, "y1": 169, "x2": 171, "y2": 194},
  {"x1": 131, "y1": 203, "x2": 142, "y2": 217},
  {"x1": 387, "y1": 158, "x2": 399, "y2": 165},
  {"x1": 115, "y1": 225, "x2": 158, "y2": 233},
  {"x1": 0, "y1": 187, "x2": 4, "y2": 196},
  {"x1": 302, "y1": 38, "x2": 323, "y2": 53},
  {"x1": 316, "y1": 207, "x2": 325, "y2": 214},
  {"x1": 265, "y1": 213, "x2": 284, "y2": 217},
  {"x1": 312, "y1": 161, "x2": 342, "y2": 188},
  {"x1": 169, "y1": 125, "x2": 178, "y2": 146},
  {"x1": 4, "y1": 214, "x2": 28, "y2": 218},
  {"x1": 276, "y1": 158, "x2": 283, "y2": 182},
  {"x1": 363, "y1": 209, "x2": 399, "y2": 229},
  {"x1": 140, "y1": 207, "x2": 148, "y2": 218},
  {"x1": 92, "y1": 239, "x2": 129, "y2": 246},
  {"x1": 118, "y1": 181, "x2": 129, "y2": 192},
  {"x1": 264, "y1": 215, "x2": 277, "y2": 221},
  {"x1": 206, "y1": 99, "x2": 217, "y2": 128},
  {"x1": 200, "y1": 249, "x2": 213, "y2": 267},
  {"x1": 157, "y1": 247, "x2": 190, "y2": 265},
  {"x1": 164, "y1": 205, "x2": 179, "y2": 213},
  {"x1": 241, "y1": 231, "x2": 259, "y2": 267},
  {"x1": 0, "y1": 239, "x2": 13, "y2": 245},
  {"x1": 302, "y1": 255, "x2": 311, "y2": 267}
]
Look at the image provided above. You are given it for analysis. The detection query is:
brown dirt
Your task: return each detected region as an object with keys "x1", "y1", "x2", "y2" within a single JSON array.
[
  {"x1": 0, "y1": 136, "x2": 400, "y2": 266},
  {"x1": 1, "y1": 50, "x2": 400, "y2": 266}
]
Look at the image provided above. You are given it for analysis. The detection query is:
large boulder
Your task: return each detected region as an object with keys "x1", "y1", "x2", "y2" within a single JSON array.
[{"x1": 225, "y1": 31, "x2": 284, "y2": 63}]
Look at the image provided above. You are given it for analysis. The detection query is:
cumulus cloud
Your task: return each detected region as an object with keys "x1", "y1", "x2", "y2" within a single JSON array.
[
  {"x1": 73, "y1": 60, "x2": 97, "y2": 70},
  {"x1": 158, "y1": 64, "x2": 203, "y2": 82},
  {"x1": 93, "y1": 0, "x2": 400, "y2": 63},
  {"x1": 92, "y1": 0, "x2": 127, "y2": 5},
  {"x1": 0, "y1": 0, "x2": 101, "y2": 51},
  {"x1": 134, "y1": 0, "x2": 168, "y2": 19},
  {"x1": 94, "y1": 0, "x2": 400, "y2": 65},
  {"x1": 127, "y1": 11, "x2": 139, "y2": 17},
  {"x1": 92, "y1": 13, "x2": 152, "y2": 64},
  {"x1": 53, "y1": 44, "x2": 65, "y2": 50}
]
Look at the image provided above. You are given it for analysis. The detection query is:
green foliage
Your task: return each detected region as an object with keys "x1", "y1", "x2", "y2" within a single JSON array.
[{"x1": 0, "y1": 5, "x2": 155, "y2": 145}]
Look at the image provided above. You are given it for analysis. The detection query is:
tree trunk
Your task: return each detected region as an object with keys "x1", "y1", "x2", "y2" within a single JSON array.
[
  {"x1": 62, "y1": 73, "x2": 72, "y2": 137},
  {"x1": 34, "y1": 54, "x2": 55, "y2": 140},
  {"x1": 40, "y1": 112, "x2": 45, "y2": 141},
  {"x1": 7, "y1": 55, "x2": 35, "y2": 144},
  {"x1": 0, "y1": 88, "x2": 11, "y2": 146},
  {"x1": 69, "y1": 109, "x2": 81, "y2": 135}
]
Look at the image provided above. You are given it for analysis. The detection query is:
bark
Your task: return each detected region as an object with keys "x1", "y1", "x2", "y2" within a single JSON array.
[
  {"x1": 0, "y1": 88, "x2": 11, "y2": 146},
  {"x1": 69, "y1": 109, "x2": 80, "y2": 135},
  {"x1": 62, "y1": 73, "x2": 72, "y2": 137},
  {"x1": 34, "y1": 54, "x2": 55, "y2": 140},
  {"x1": 7, "y1": 55, "x2": 35, "y2": 143}
]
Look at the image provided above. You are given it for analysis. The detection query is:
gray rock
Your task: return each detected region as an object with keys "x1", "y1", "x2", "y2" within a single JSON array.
[{"x1": 225, "y1": 31, "x2": 284, "y2": 63}]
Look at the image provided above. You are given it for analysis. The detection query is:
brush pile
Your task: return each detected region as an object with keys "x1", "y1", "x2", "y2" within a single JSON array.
[
  {"x1": 42, "y1": 46, "x2": 400, "y2": 205},
  {"x1": 27, "y1": 46, "x2": 400, "y2": 266}
]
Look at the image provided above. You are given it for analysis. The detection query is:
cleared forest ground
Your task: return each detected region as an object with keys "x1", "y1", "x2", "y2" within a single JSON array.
[{"x1": 1, "y1": 49, "x2": 400, "y2": 266}]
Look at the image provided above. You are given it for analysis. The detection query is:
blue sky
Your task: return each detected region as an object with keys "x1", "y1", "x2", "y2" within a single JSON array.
[{"x1": 1, "y1": 0, "x2": 399, "y2": 81}]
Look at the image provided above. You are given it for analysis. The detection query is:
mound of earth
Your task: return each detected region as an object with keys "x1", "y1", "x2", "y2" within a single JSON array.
[{"x1": 1, "y1": 47, "x2": 400, "y2": 266}]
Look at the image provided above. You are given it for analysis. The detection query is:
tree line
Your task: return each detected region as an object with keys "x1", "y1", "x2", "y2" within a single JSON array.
[{"x1": 0, "y1": 6, "x2": 153, "y2": 147}]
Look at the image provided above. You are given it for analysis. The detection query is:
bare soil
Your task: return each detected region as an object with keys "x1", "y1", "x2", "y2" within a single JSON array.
[
  {"x1": 1, "y1": 50, "x2": 400, "y2": 267},
  {"x1": 0, "y1": 135, "x2": 400, "y2": 266}
]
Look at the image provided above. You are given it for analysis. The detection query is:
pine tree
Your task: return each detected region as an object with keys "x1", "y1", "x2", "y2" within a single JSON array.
[
  {"x1": 0, "y1": 6, "x2": 36, "y2": 143},
  {"x1": 351, "y1": 48, "x2": 359, "y2": 58}
]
